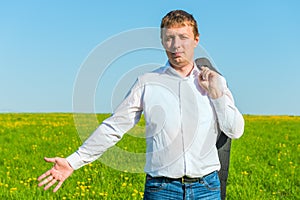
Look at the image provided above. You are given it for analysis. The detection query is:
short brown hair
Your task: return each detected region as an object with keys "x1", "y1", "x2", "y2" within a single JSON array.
[{"x1": 160, "y1": 10, "x2": 199, "y2": 39}]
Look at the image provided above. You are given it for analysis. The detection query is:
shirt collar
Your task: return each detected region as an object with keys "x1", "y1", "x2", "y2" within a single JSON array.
[{"x1": 163, "y1": 61, "x2": 200, "y2": 79}]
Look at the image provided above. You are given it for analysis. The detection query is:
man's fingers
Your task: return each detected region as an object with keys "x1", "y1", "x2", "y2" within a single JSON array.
[
  {"x1": 37, "y1": 174, "x2": 47, "y2": 182},
  {"x1": 37, "y1": 170, "x2": 52, "y2": 181},
  {"x1": 38, "y1": 157, "x2": 56, "y2": 181},
  {"x1": 38, "y1": 174, "x2": 53, "y2": 187},
  {"x1": 43, "y1": 178, "x2": 57, "y2": 191},
  {"x1": 37, "y1": 157, "x2": 71, "y2": 193},
  {"x1": 200, "y1": 66, "x2": 217, "y2": 81},
  {"x1": 38, "y1": 173, "x2": 64, "y2": 192},
  {"x1": 53, "y1": 181, "x2": 64, "y2": 193},
  {"x1": 199, "y1": 67, "x2": 210, "y2": 81}
]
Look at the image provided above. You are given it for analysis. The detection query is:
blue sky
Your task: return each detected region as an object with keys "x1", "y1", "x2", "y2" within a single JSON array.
[{"x1": 0, "y1": 0, "x2": 299, "y2": 115}]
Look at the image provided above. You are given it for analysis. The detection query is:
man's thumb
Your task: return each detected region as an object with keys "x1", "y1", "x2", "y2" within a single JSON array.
[{"x1": 44, "y1": 157, "x2": 56, "y2": 163}]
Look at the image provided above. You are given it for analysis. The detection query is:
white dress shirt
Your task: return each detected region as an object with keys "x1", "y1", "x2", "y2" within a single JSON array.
[{"x1": 67, "y1": 62, "x2": 244, "y2": 178}]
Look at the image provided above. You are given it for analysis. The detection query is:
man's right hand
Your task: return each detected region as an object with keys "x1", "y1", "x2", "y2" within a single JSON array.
[{"x1": 37, "y1": 157, "x2": 74, "y2": 192}]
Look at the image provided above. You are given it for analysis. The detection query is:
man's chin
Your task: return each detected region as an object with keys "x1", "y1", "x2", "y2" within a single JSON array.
[
  {"x1": 169, "y1": 61, "x2": 185, "y2": 69},
  {"x1": 170, "y1": 58, "x2": 183, "y2": 65},
  {"x1": 170, "y1": 58, "x2": 188, "y2": 65}
]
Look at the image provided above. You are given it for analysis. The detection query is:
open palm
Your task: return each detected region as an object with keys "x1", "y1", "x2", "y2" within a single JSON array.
[{"x1": 37, "y1": 157, "x2": 74, "y2": 192}]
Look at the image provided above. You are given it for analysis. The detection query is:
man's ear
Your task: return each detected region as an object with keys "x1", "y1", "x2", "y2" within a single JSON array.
[
  {"x1": 161, "y1": 36, "x2": 166, "y2": 49},
  {"x1": 194, "y1": 35, "x2": 200, "y2": 48}
]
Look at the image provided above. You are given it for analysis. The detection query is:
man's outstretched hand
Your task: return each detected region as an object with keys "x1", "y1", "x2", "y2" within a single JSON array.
[{"x1": 37, "y1": 157, "x2": 74, "y2": 192}]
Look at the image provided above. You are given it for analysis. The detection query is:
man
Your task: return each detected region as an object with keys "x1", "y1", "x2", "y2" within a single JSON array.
[{"x1": 38, "y1": 10, "x2": 244, "y2": 199}]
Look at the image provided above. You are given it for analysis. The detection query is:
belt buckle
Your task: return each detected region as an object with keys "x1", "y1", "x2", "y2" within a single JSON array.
[
  {"x1": 181, "y1": 176, "x2": 190, "y2": 183},
  {"x1": 181, "y1": 177, "x2": 185, "y2": 183},
  {"x1": 181, "y1": 176, "x2": 200, "y2": 184}
]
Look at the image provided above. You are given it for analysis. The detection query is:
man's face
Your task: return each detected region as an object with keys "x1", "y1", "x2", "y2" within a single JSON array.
[{"x1": 161, "y1": 25, "x2": 199, "y2": 68}]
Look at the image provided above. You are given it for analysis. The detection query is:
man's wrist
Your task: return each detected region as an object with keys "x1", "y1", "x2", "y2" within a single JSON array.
[{"x1": 208, "y1": 89, "x2": 223, "y2": 99}]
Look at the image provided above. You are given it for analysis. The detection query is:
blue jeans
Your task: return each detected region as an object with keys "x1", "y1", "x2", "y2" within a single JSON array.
[{"x1": 143, "y1": 171, "x2": 221, "y2": 200}]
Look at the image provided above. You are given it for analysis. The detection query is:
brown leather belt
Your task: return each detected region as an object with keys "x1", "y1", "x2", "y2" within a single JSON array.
[
  {"x1": 147, "y1": 171, "x2": 215, "y2": 184},
  {"x1": 173, "y1": 176, "x2": 202, "y2": 183}
]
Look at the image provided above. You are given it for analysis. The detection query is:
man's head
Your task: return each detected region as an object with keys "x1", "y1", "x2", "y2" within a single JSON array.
[
  {"x1": 160, "y1": 10, "x2": 199, "y2": 39},
  {"x1": 160, "y1": 10, "x2": 200, "y2": 70}
]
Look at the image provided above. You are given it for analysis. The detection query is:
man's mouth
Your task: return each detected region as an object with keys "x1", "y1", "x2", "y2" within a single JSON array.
[{"x1": 172, "y1": 52, "x2": 183, "y2": 58}]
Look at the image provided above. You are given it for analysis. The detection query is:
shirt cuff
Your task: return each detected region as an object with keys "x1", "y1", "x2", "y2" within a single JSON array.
[{"x1": 66, "y1": 152, "x2": 85, "y2": 170}]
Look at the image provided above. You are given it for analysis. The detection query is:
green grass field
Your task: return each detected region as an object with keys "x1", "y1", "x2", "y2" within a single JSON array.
[{"x1": 0, "y1": 113, "x2": 299, "y2": 199}]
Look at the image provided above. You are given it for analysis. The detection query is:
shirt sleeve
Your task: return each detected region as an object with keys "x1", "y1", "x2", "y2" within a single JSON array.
[
  {"x1": 67, "y1": 78, "x2": 144, "y2": 170},
  {"x1": 210, "y1": 77, "x2": 244, "y2": 139}
]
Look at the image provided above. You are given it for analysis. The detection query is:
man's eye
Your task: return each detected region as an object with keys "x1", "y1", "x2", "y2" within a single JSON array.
[
  {"x1": 165, "y1": 37, "x2": 173, "y2": 42},
  {"x1": 180, "y1": 35, "x2": 189, "y2": 39}
]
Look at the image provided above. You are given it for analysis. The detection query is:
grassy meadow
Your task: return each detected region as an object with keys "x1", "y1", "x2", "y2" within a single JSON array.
[{"x1": 0, "y1": 113, "x2": 299, "y2": 199}]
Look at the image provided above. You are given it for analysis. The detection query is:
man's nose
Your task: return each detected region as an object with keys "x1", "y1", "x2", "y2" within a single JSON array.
[{"x1": 172, "y1": 37, "x2": 181, "y2": 50}]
